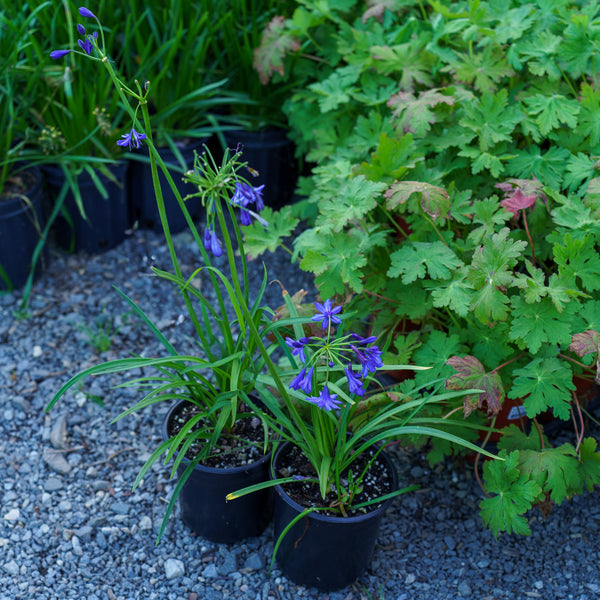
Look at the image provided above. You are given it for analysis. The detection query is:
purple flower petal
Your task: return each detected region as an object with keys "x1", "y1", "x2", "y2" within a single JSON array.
[
  {"x1": 289, "y1": 365, "x2": 314, "y2": 394},
  {"x1": 345, "y1": 366, "x2": 365, "y2": 396},
  {"x1": 307, "y1": 386, "x2": 341, "y2": 411},
  {"x1": 78, "y1": 7, "x2": 96, "y2": 18},
  {"x1": 351, "y1": 344, "x2": 383, "y2": 378},
  {"x1": 50, "y1": 49, "x2": 71, "y2": 59},
  {"x1": 203, "y1": 228, "x2": 212, "y2": 251},
  {"x1": 209, "y1": 229, "x2": 222, "y2": 257},
  {"x1": 285, "y1": 337, "x2": 311, "y2": 363},
  {"x1": 116, "y1": 128, "x2": 146, "y2": 150},
  {"x1": 311, "y1": 299, "x2": 342, "y2": 331}
]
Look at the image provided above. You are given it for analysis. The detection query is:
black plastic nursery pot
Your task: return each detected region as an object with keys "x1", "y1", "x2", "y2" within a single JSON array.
[
  {"x1": 271, "y1": 441, "x2": 398, "y2": 591},
  {"x1": 224, "y1": 128, "x2": 298, "y2": 209},
  {"x1": 161, "y1": 398, "x2": 274, "y2": 544},
  {"x1": 0, "y1": 166, "x2": 47, "y2": 291},
  {"x1": 43, "y1": 162, "x2": 129, "y2": 254},
  {"x1": 127, "y1": 138, "x2": 206, "y2": 233}
]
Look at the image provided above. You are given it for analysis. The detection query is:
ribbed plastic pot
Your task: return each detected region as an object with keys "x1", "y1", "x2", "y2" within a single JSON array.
[
  {"x1": 44, "y1": 161, "x2": 129, "y2": 253},
  {"x1": 224, "y1": 128, "x2": 298, "y2": 209},
  {"x1": 161, "y1": 399, "x2": 273, "y2": 543},
  {"x1": 128, "y1": 138, "x2": 207, "y2": 233},
  {"x1": 0, "y1": 166, "x2": 46, "y2": 291},
  {"x1": 271, "y1": 441, "x2": 398, "y2": 590}
]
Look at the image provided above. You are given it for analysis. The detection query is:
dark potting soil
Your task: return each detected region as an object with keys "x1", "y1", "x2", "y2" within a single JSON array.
[
  {"x1": 166, "y1": 400, "x2": 269, "y2": 468},
  {"x1": 1, "y1": 169, "x2": 36, "y2": 197},
  {"x1": 274, "y1": 443, "x2": 394, "y2": 517}
]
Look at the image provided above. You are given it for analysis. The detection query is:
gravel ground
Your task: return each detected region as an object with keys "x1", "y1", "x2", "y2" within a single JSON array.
[{"x1": 1, "y1": 226, "x2": 599, "y2": 600}]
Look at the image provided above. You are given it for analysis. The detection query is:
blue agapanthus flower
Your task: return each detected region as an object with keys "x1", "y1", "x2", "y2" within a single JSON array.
[
  {"x1": 116, "y1": 128, "x2": 146, "y2": 150},
  {"x1": 231, "y1": 182, "x2": 265, "y2": 210},
  {"x1": 78, "y1": 6, "x2": 97, "y2": 19},
  {"x1": 50, "y1": 49, "x2": 71, "y2": 59},
  {"x1": 311, "y1": 299, "x2": 342, "y2": 331},
  {"x1": 285, "y1": 337, "x2": 312, "y2": 363},
  {"x1": 230, "y1": 182, "x2": 266, "y2": 227},
  {"x1": 76, "y1": 24, "x2": 97, "y2": 55},
  {"x1": 289, "y1": 365, "x2": 314, "y2": 394},
  {"x1": 307, "y1": 386, "x2": 342, "y2": 411},
  {"x1": 351, "y1": 344, "x2": 383, "y2": 378},
  {"x1": 345, "y1": 366, "x2": 366, "y2": 396},
  {"x1": 203, "y1": 225, "x2": 222, "y2": 257}
]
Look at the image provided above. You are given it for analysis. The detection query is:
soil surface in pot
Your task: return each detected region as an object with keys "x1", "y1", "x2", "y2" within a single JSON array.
[
  {"x1": 1, "y1": 171, "x2": 36, "y2": 197},
  {"x1": 166, "y1": 401, "x2": 268, "y2": 468},
  {"x1": 275, "y1": 444, "x2": 394, "y2": 517}
]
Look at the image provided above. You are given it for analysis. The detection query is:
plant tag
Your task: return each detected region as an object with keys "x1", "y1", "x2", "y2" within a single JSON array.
[{"x1": 507, "y1": 405, "x2": 527, "y2": 420}]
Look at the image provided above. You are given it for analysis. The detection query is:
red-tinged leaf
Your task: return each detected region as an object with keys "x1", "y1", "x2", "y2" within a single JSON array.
[
  {"x1": 445, "y1": 355, "x2": 505, "y2": 416},
  {"x1": 362, "y1": 0, "x2": 406, "y2": 22},
  {"x1": 253, "y1": 16, "x2": 300, "y2": 85},
  {"x1": 495, "y1": 177, "x2": 544, "y2": 200},
  {"x1": 569, "y1": 330, "x2": 600, "y2": 381},
  {"x1": 569, "y1": 329, "x2": 600, "y2": 357},
  {"x1": 385, "y1": 180, "x2": 450, "y2": 219},
  {"x1": 500, "y1": 189, "x2": 537, "y2": 216}
]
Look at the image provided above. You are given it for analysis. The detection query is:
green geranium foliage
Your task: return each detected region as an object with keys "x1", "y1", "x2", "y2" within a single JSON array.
[
  {"x1": 252, "y1": 0, "x2": 600, "y2": 536},
  {"x1": 508, "y1": 357, "x2": 575, "y2": 420},
  {"x1": 480, "y1": 450, "x2": 542, "y2": 537}
]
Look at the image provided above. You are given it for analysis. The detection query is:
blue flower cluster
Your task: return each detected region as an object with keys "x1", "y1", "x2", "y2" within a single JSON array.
[
  {"x1": 50, "y1": 7, "x2": 98, "y2": 59},
  {"x1": 203, "y1": 180, "x2": 266, "y2": 257},
  {"x1": 285, "y1": 301, "x2": 383, "y2": 410}
]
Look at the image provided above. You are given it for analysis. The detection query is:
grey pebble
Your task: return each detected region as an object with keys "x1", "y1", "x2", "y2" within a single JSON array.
[
  {"x1": 164, "y1": 558, "x2": 185, "y2": 580},
  {"x1": 458, "y1": 581, "x2": 472, "y2": 596},
  {"x1": 110, "y1": 502, "x2": 130, "y2": 515},
  {"x1": 44, "y1": 477, "x2": 64, "y2": 492},
  {"x1": 244, "y1": 551, "x2": 263, "y2": 571},
  {"x1": 42, "y1": 448, "x2": 71, "y2": 475},
  {"x1": 202, "y1": 563, "x2": 218, "y2": 578},
  {"x1": 49, "y1": 414, "x2": 69, "y2": 449},
  {"x1": 2, "y1": 561, "x2": 19, "y2": 577},
  {"x1": 218, "y1": 550, "x2": 237, "y2": 575}
]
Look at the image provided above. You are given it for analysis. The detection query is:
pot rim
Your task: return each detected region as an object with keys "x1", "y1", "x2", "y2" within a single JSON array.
[
  {"x1": 271, "y1": 440, "x2": 398, "y2": 525},
  {"x1": 161, "y1": 397, "x2": 272, "y2": 476}
]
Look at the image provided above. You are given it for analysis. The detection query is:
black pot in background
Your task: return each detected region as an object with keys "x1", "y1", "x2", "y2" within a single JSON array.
[
  {"x1": 43, "y1": 162, "x2": 129, "y2": 254},
  {"x1": 271, "y1": 441, "x2": 398, "y2": 591},
  {"x1": 128, "y1": 138, "x2": 207, "y2": 233},
  {"x1": 161, "y1": 399, "x2": 274, "y2": 544},
  {"x1": 0, "y1": 166, "x2": 47, "y2": 291},
  {"x1": 224, "y1": 128, "x2": 298, "y2": 210}
]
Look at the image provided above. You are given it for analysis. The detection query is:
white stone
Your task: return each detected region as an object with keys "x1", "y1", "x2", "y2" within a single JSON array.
[
  {"x1": 164, "y1": 558, "x2": 185, "y2": 580},
  {"x1": 3, "y1": 560, "x2": 19, "y2": 576},
  {"x1": 32, "y1": 345, "x2": 42, "y2": 358},
  {"x1": 138, "y1": 516, "x2": 152, "y2": 531},
  {"x1": 3, "y1": 509, "x2": 20, "y2": 522}
]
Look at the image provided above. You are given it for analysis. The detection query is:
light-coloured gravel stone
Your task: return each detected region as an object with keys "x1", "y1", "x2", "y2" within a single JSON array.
[
  {"x1": 42, "y1": 448, "x2": 72, "y2": 475},
  {"x1": 164, "y1": 558, "x2": 185, "y2": 580}
]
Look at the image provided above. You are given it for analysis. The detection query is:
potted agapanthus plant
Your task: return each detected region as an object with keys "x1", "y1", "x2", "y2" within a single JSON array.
[
  {"x1": 119, "y1": 1, "x2": 247, "y2": 232},
  {"x1": 30, "y1": 1, "x2": 130, "y2": 254},
  {"x1": 0, "y1": 4, "x2": 50, "y2": 294},
  {"x1": 229, "y1": 296, "x2": 495, "y2": 590},
  {"x1": 45, "y1": 5, "x2": 284, "y2": 544}
]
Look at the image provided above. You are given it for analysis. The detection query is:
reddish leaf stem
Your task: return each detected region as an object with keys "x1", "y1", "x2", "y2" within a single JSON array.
[
  {"x1": 491, "y1": 353, "x2": 525, "y2": 374},
  {"x1": 571, "y1": 391, "x2": 585, "y2": 454},
  {"x1": 558, "y1": 353, "x2": 596, "y2": 372},
  {"x1": 474, "y1": 416, "x2": 496, "y2": 498},
  {"x1": 532, "y1": 417, "x2": 545, "y2": 450},
  {"x1": 521, "y1": 210, "x2": 536, "y2": 267}
]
